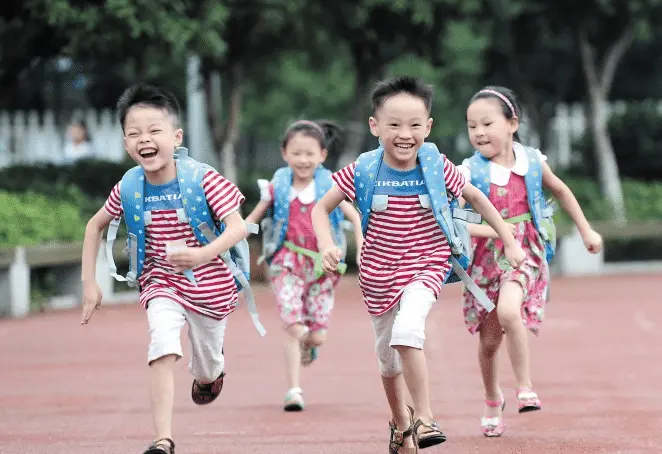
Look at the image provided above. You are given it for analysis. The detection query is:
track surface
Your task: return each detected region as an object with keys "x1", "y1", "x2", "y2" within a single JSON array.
[{"x1": 1, "y1": 274, "x2": 661, "y2": 453}]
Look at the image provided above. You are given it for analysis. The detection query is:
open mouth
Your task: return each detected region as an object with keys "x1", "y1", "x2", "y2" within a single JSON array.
[
  {"x1": 139, "y1": 148, "x2": 158, "y2": 159},
  {"x1": 395, "y1": 143, "x2": 415, "y2": 150}
]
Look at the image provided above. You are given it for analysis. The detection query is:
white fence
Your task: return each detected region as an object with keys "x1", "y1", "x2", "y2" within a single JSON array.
[
  {"x1": 0, "y1": 101, "x2": 650, "y2": 170},
  {"x1": 0, "y1": 109, "x2": 126, "y2": 167}
]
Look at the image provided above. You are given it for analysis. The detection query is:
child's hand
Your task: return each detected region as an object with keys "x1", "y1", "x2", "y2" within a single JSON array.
[
  {"x1": 80, "y1": 280, "x2": 102, "y2": 325},
  {"x1": 355, "y1": 239, "x2": 363, "y2": 269},
  {"x1": 504, "y1": 243, "x2": 526, "y2": 269},
  {"x1": 321, "y1": 246, "x2": 342, "y2": 273},
  {"x1": 167, "y1": 246, "x2": 213, "y2": 272},
  {"x1": 582, "y1": 229, "x2": 603, "y2": 254}
]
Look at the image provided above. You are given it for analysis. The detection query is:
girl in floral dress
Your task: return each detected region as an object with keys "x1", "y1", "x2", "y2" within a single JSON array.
[
  {"x1": 245, "y1": 120, "x2": 362, "y2": 412},
  {"x1": 459, "y1": 86, "x2": 604, "y2": 438}
]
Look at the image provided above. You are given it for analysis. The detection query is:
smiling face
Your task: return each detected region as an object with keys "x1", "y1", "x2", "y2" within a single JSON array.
[
  {"x1": 281, "y1": 132, "x2": 327, "y2": 185},
  {"x1": 369, "y1": 93, "x2": 432, "y2": 170},
  {"x1": 466, "y1": 97, "x2": 518, "y2": 160},
  {"x1": 123, "y1": 105, "x2": 183, "y2": 184}
]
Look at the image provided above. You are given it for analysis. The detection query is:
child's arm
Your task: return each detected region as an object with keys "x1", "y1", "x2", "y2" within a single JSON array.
[
  {"x1": 468, "y1": 223, "x2": 516, "y2": 239},
  {"x1": 458, "y1": 194, "x2": 515, "y2": 239},
  {"x1": 80, "y1": 208, "x2": 116, "y2": 325},
  {"x1": 339, "y1": 200, "x2": 364, "y2": 244},
  {"x1": 245, "y1": 200, "x2": 270, "y2": 225},
  {"x1": 168, "y1": 210, "x2": 249, "y2": 272},
  {"x1": 462, "y1": 183, "x2": 525, "y2": 267},
  {"x1": 542, "y1": 163, "x2": 603, "y2": 253},
  {"x1": 312, "y1": 186, "x2": 348, "y2": 272}
]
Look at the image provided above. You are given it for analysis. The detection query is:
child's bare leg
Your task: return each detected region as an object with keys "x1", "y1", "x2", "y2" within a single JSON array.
[
  {"x1": 478, "y1": 311, "x2": 504, "y2": 418},
  {"x1": 496, "y1": 281, "x2": 531, "y2": 390},
  {"x1": 149, "y1": 355, "x2": 177, "y2": 441},
  {"x1": 391, "y1": 282, "x2": 445, "y2": 447},
  {"x1": 372, "y1": 311, "x2": 415, "y2": 449},
  {"x1": 395, "y1": 346, "x2": 432, "y2": 419},
  {"x1": 381, "y1": 374, "x2": 416, "y2": 448},
  {"x1": 284, "y1": 323, "x2": 307, "y2": 389},
  {"x1": 145, "y1": 298, "x2": 187, "y2": 445},
  {"x1": 306, "y1": 329, "x2": 326, "y2": 348},
  {"x1": 392, "y1": 283, "x2": 436, "y2": 421}
]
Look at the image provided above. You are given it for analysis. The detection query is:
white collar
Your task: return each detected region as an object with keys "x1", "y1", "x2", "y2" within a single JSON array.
[
  {"x1": 289, "y1": 180, "x2": 316, "y2": 204},
  {"x1": 489, "y1": 142, "x2": 529, "y2": 186}
]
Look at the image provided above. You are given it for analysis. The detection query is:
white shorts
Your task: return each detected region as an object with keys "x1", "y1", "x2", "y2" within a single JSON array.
[
  {"x1": 146, "y1": 297, "x2": 227, "y2": 383},
  {"x1": 371, "y1": 282, "x2": 436, "y2": 378}
]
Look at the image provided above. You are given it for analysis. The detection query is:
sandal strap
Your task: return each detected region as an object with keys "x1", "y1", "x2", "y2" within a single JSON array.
[
  {"x1": 147, "y1": 438, "x2": 175, "y2": 453},
  {"x1": 153, "y1": 438, "x2": 175, "y2": 448},
  {"x1": 485, "y1": 391, "x2": 505, "y2": 407},
  {"x1": 389, "y1": 406, "x2": 415, "y2": 448},
  {"x1": 414, "y1": 418, "x2": 441, "y2": 432}
]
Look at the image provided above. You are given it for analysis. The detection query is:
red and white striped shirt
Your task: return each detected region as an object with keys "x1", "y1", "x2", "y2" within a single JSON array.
[
  {"x1": 332, "y1": 157, "x2": 466, "y2": 315},
  {"x1": 104, "y1": 170, "x2": 245, "y2": 320}
]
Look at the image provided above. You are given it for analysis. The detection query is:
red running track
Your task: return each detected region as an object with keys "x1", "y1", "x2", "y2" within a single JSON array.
[{"x1": 1, "y1": 274, "x2": 661, "y2": 453}]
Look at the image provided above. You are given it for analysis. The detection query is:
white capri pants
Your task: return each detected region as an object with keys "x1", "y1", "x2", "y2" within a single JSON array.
[
  {"x1": 146, "y1": 297, "x2": 227, "y2": 384},
  {"x1": 371, "y1": 282, "x2": 436, "y2": 378}
]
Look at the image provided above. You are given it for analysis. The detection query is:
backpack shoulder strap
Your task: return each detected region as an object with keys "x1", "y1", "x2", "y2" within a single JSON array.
[
  {"x1": 354, "y1": 148, "x2": 383, "y2": 234},
  {"x1": 466, "y1": 151, "x2": 491, "y2": 197},
  {"x1": 108, "y1": 165, "x2": 146, "y2": 288}
]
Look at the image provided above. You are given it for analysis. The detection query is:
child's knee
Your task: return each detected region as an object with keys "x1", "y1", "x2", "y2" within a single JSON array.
[
  {"x1": 375, "y1": 331, "x2": 402, "y2": 377},
  {"x1": 496, "y1": 307, "x2": 521, "y2": 330},
  {"x1": 285, "y1": 322, "x2": 308, "y2": 340},
  {"x1": 480, "y1": 334, "x2": 502, "y2": 355},
  {"x1": 307, "y1": 329, "x2": 327, "y2": 347},
  {"x1": 376, "y1": 348, "x2": 402, "y2": 378}
]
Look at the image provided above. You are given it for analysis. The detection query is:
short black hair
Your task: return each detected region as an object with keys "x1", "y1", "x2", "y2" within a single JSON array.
[
  {"x1": 469, "y1": 86, "x2": 522, "y2": 141},
  {"x1": 280, "y1": 119, "x2": 345, "y2": 158},
  {"x1": 116, "y1": 83, "x2": 181, "y2": 131},
  {"x1": 371, "y1": 76, "x2": 434, "y2": 114}
]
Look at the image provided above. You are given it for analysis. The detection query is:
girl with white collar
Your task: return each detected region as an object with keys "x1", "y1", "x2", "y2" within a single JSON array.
[
  {"x1": 459, "y1": 86, "x2": 603, "y2": 438},
  {"x1": 245, "y1": 120, "x2": 362, "y2": 412}
]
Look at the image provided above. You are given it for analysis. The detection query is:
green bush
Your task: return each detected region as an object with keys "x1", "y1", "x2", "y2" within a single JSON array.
[
  {"x1": 0, "y1": 190, "x2": 89, "y2": 247},
  {"x1": 0, "y1": 158, "x2": 134, "y2": 200},
  {"x1": 555, "y1": 177, "x2": 662, "y2": 223}
]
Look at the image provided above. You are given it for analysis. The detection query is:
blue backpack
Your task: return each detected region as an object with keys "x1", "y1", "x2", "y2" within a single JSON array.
[
  {"x1": 353, "y1": 142, "x2": 495, "y2": 312},
  {"x1": 464, "y1": 145, "x2": 557, "y2": 263},
  {"x1": 258, "y1": 165, "x2": 347, "y2": 265},
  {"x1": 105, "y1": 147, "x2": 266, "y2": 336}
]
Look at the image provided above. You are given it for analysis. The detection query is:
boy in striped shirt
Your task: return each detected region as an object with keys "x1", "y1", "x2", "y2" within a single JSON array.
[
  {"x1": 80, "y1": 84, "x2": 248, "y2": 454},
  {"x1": 312, "y1": 76, "x2": 524, "y2": 452}
]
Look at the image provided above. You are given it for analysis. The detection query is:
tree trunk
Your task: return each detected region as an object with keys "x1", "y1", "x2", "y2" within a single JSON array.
[
  {"x1": 578, "y1": 28, "x2": 633, "y2": 224},
  {"x1": 220, "y1": 63, "x2": 244, "y2": 184},
  {"x1": 587, "y1": 90, "x2": 626, "y2": 223},
  {"x1": 203, "y1": 62, "x2": 244, "y2": 184},
  {"x1": 337, "y1": 66, "x2": 386, "y2": 168},
  {"x1": 338, "y1": 80, "x2": 369, "y2": 168}
]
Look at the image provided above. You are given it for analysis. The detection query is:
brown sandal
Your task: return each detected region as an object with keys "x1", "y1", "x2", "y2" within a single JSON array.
[
  {"x1": 191, "y1": 371, "x2": 225, "y2": 405},
  {"x1": 389, "y1": 405, "x2": 418, "y2": 453},
  {"x1": 414, "y1": 418, "x2": 446, "y2": 449},
  {"x1": 143, "y1": 438, "x2": 175, "y2": 454}
]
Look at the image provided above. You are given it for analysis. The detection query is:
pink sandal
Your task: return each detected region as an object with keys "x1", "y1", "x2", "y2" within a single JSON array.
[
  {"x1": 481, "y1": 392, "x2": 506, "y2": 437},
  {"x1": 516, "y1": 387, "x2": 541, "y2": 413}
]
